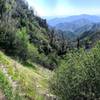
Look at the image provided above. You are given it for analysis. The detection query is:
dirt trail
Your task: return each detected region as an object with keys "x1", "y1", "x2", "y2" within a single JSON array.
[{"x1": 0, "y1": 90, "x2": 6, "y2": 100}]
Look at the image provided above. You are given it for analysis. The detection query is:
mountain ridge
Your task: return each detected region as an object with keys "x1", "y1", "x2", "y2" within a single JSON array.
[
  {"x1": 47, "y1": 14, "x2": 100, "y2": 41},
  {"x1": 48, "y1": 14, "x2": 100, "y2": 26}
]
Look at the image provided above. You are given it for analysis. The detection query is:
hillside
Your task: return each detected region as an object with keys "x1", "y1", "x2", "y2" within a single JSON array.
[
  {"x1": 0, "y1": 0, "x2": 69, "y2": 70},
  {"x1": 0, "y1": 51, "x2": 54, "y2": 100},
  {"x1": 0, "y1": 0, "x2": 69, "y2": 99},
  {"x1": 79, "y1": 23, "x2": 100, "y2": 48}
]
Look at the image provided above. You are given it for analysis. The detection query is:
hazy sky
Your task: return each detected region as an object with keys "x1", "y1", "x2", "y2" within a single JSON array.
[{"x1": 26, "y1": 0, "x2": 100, "y2": 17}]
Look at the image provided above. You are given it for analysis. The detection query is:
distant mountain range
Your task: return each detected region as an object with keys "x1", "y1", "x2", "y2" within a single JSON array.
[
  {"x1": 47, "y1": 14, "x2": 100, "y2": 46},
  {"x1": 48, "y1": 14, "x2": 100, "y2": 26},
  {"x1": 47, "y1": 14, "x2": 100, "y2": 37}
]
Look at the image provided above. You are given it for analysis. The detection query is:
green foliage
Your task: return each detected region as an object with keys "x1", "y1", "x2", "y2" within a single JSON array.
[
  {"x1": 16, "y1": 27, "x2": 29, "y2": 61},
  {"x1": 0, "y1": 27, "x2": 29, "y2": 61},
  {"x1": 0, "y1": 0, "x2": 60, "y2": 69},
  {"x1": 0, "y1": 70, "x2": 13, "y2": 100},
  {"x1": 50, "y1": 42, "x2": 100, "y2": 100},
  {"x1": 0, "y1": 51, "x2": 52, "y2": 100},
  {"x1": 0, "y1": 0, "x2": 70, "y2": 70}
]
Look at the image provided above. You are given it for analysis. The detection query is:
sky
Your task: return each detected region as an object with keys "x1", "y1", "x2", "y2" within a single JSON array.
[{"x1": 26, "y1": 0, "x2": 100, "y2": 17}]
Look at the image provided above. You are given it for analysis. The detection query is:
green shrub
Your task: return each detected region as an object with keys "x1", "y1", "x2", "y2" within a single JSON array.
[{"x1": 50, "y1": 42, "x2": 100, "y2": 100}]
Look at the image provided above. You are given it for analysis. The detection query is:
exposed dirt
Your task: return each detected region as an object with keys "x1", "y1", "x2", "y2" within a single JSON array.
[{"x1": 0, "y1": 90, "x2": 6, "y2": 100}]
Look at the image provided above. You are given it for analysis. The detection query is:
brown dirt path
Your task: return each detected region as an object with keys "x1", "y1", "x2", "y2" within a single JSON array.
[{"x1": 0, "y1": 90, "x2": 6, "y2": 100}]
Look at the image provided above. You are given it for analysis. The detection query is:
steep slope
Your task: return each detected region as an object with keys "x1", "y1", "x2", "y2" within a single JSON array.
[
  {"x1": 0, "y1": 0, "x2": 48, "y2": 59},
  {"x1": 0, "y1": 51, "x2": 53, "y2": 100},
  {"x1": 0, "y1": 0, "x2": 69, "y2": 70}
]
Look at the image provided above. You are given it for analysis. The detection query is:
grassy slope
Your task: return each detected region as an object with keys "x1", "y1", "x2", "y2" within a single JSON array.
[{"x1": 0, "y1": 51, "x2": 53, "y2": 100}]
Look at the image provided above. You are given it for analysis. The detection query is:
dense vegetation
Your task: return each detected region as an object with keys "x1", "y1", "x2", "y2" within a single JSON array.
[
  {"x1": 50, "y1": 42, "x2": 100, "y2": 100},
  {"x1": 0, "y1": 0, "x2": 69, "y2": 70}
]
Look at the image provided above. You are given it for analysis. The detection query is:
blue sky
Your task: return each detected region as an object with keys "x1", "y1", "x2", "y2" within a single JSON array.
[{"x1": 26, "y1": 0, "x2": 100, "y2": 17}]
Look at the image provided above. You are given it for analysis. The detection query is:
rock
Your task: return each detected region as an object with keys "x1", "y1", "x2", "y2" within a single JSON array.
[{"x1": 43, "y1": 93, "x2": 57, "y2": 100}]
